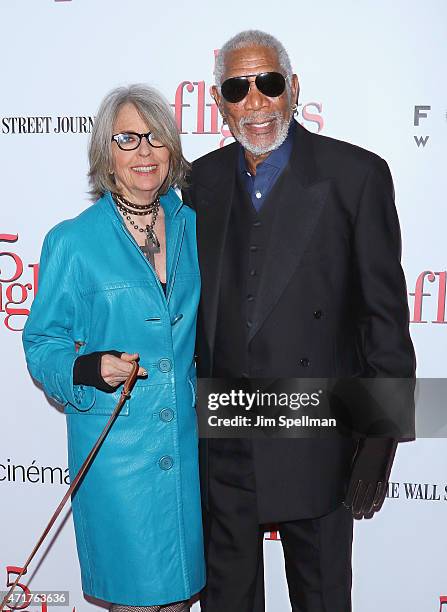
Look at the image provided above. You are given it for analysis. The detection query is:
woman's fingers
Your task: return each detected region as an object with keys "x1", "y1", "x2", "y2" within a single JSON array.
[
  {"x1": 101, "y1": 353, "x2": 147, "y2": 387},
  {"x1": 120, "y1": 353, "x2": 147, "y2": 377},
  {"x1": 120, "y1": 352, "x2": 139, "y2": 362}
]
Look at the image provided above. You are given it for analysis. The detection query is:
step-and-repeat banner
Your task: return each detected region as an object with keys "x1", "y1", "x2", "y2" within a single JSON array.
[{"x1": 1, "y1": 1, "x2": 446, "y2": 610}]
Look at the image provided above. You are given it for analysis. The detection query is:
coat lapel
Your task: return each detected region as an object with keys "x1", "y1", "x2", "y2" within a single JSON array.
[
  {"x1": 165, "y1": 216, "x2": 185, "y2": 302},
  {"x1": 248, "y1": 123, "x2": 331, "y2": 342}
]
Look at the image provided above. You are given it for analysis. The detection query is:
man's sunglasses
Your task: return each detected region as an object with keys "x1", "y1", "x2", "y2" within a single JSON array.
[{"x1": 220, "y1": 71, "x2": 287, "y2": 103}]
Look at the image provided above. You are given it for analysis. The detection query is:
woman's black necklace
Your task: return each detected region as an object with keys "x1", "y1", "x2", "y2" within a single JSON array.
[{"x1": 113, "y1": 193, "x2": 161, "y2": 267}]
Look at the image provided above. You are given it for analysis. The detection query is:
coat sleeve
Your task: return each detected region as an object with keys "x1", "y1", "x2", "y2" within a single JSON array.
[
  {"x1": 22, "y1": 227, "x2": 96, "y2": 409},
  {"x1": 352, "y1": 157, "x2": 416, "y2": 438},
  {"x1": 354, "y1": 157, "x2": 416, "y2": 377}
]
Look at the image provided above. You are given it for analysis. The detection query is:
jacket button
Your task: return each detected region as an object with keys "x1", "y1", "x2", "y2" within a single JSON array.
[
  {"x1": 249, "y1": 269, "x2": 257, "y2": 276},
  {"x1": 159, "y1": 455, "x2": 174, "y2": 470},
  {"x1": 247, "y1": 294, "x2": 255, "y2": 302},
  {"x1": 300, "y1": 358, "x2": 310, "y2": 367},
  {"x1": 313, "y1": 310, "x2": 323, "y2": 319},
  {"x1": 158, "y1": 358, "x2": 172, "y2": 372},
  {"x1": 249, "y1": 245, "x2": 258, "y2": 252},
  {"x1": 160, "y1": 408, "x2": 174, "y2": 422},
  {"x1": 253, "y1": 220, "x2": 262, "y2": 228},
  {"x1": 171, "y1": 314, "x2": 183, "y2": 325}
]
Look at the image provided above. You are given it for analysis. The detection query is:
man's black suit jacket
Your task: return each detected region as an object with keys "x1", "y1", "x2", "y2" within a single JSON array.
[{"x1": 183, "y1": 121, "x2": 416, "y2": 523}]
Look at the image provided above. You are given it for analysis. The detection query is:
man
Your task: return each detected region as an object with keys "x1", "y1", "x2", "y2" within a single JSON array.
[{"x1": 183, "y1": 30, "x2": 415, "y2": 612}]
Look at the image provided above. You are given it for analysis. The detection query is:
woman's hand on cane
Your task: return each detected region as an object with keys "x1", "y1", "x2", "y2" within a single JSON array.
[{"x1": 101, "y1": 352, "x2": 147, "y2": 388}]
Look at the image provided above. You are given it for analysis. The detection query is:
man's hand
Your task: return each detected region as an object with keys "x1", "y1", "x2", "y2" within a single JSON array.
[
  {"x1": 100, "y1": 352, "x2": 147, "y2": 388},
  {"x1": 344, "y1": 438, "x2": 398, "y2": 519}
]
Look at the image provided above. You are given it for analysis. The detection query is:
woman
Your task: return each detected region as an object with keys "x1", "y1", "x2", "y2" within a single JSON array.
[{"x1": 22, "y1": 85, "x2": 205, "y2": 612}]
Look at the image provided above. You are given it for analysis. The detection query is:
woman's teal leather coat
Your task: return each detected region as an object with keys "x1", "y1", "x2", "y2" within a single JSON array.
[{"x1": 23, "y1": 190, "x2": 205, "y2": 606}]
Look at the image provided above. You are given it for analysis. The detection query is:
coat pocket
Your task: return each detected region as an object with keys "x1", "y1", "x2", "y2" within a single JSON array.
[{"x1": 64, "y1": 388, "x2": 130, "y2": 416}]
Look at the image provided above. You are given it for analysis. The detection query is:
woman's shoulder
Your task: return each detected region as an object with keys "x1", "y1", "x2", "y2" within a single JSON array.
[{"x1": 43, "y1": 195, "x2": 107, "y2": 248}]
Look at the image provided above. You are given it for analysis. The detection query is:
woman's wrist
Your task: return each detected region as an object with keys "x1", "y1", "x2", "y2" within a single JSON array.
[{"x1": 73, "y1": 350, "x2": 123, "y2": 392}]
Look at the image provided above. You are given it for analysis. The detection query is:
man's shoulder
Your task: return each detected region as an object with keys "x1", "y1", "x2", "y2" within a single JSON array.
[
  {"x1": 191, "y1": 141, "x2": 239, "y2": 173},
  {"x1": 306, "y1": 128, "x2": 387, "y2": 173}
]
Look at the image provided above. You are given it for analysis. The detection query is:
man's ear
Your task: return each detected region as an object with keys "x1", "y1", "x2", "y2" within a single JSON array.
[
  {"x1": 210, "y1": 85, "x2": 223, "y2": 113},
  {"x1": 291, "y1": 74, "x2": 300, "y2": 106}
]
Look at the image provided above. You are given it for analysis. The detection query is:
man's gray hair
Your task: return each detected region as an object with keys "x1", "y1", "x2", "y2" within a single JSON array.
[
  {"x1": 214, "y1": 30, "x2": 293, "y2": 87},
  {"x1": 88, "y1": 84, "x2": 188, "y2": 201}
]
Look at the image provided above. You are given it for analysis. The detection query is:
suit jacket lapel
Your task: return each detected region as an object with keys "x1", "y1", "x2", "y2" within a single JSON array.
[{"x1": 248, "y1": 123, "x2": 331, "y2": 342}]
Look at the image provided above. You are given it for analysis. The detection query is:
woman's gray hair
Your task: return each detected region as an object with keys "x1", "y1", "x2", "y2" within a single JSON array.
[
  {"x1": 214, "y1": 30, "x2": 293, "y2": 87},
  {"x1": 88, "y1": 84, "x2": 188, "y2": 201}
]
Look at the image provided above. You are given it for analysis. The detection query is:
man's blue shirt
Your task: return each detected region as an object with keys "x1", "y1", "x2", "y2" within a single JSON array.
[{"x1": 238, "y1": 121, "x2": 295, "y2": 212}]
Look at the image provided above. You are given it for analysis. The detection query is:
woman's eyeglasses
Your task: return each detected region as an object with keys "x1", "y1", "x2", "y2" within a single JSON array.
[
  {"x1": 220, "y1": 71, "x2": 287, "y2": 104},
  {"x1": 111, "y1": 131, "x2": 164, "y2": 151}
]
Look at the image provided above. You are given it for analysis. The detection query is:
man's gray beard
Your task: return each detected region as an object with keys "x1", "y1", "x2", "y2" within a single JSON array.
[{"x1": 232, "y1": 111, "x2": 292, "y2": 156}]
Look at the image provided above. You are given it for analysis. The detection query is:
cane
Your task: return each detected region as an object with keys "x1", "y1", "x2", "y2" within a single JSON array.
[{"x1": 0, "y1": 362, "x2": 139, "y2": 612}]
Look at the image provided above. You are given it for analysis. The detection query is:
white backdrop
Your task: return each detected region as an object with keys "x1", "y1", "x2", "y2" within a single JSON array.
[{"x1": 1, "y1": 1, "x2": 446, "y2": 610}]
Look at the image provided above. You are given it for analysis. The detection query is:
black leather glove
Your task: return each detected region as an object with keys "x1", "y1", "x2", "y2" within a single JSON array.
[
  {"x1": 73, "y1": 350, "x2": 123, "y2": 393},
  {"x1": 344, "y1": 437, "x2": 398, "y2": 519}
]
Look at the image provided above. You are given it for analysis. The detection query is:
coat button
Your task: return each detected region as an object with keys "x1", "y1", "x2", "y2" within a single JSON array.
[
  {"x1": 160, "y1": 408, "x2": 174, "y2": 422},
  {"x1": 249, "y1": 269, "x2": 257, "y2": 276},
  {"x1": 300, "y1": 358, "x2": 311, "y2": 367},
  {"x1": 313, "y1": 310, "x2": 323, "y2": 319},
  {"x1": 158, "y1": 358, "x2": 172, "y2": 372},
  {"x1": 159, "y1": 456, "x2": 174, "y2": 470},
  {"x1": 247, "y1": 294, "x2": 255, "y2": 302},
  {"x1": 249, "y1": 245, "x2": 258, "y2": 252},
  {"x1": 171, "y1": 313, "x2": 183, "y2": 325},
  {"x1": 253, "y1": 220, "x2": 262, "y2": 228}
]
